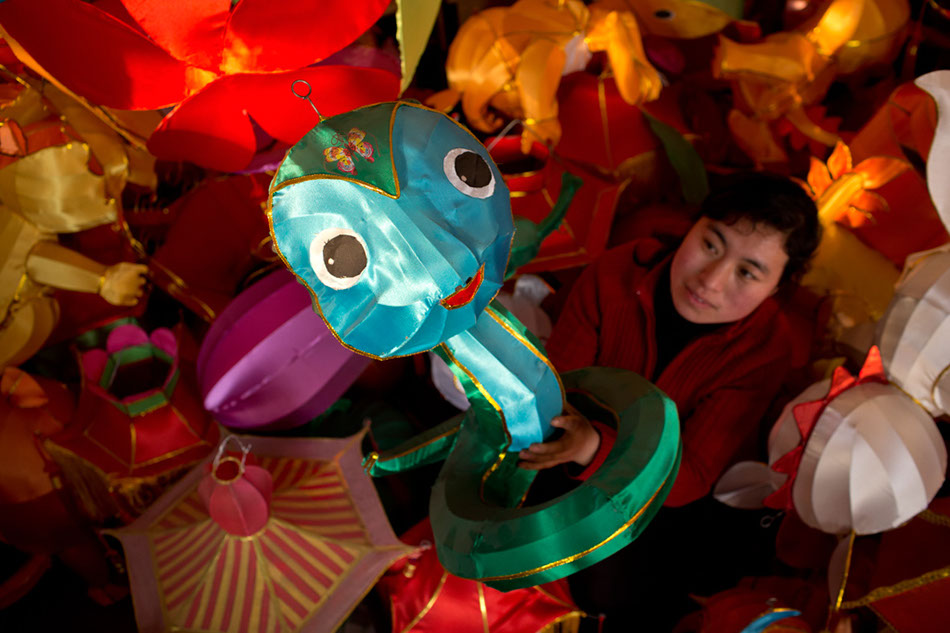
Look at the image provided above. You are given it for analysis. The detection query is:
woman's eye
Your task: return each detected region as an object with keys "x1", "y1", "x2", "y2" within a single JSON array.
[
  {"x1": 309, "y1": 228, "x2": 368, "y2": 290},
  {"x1": 444, "y1": 148, "x2": 495, "y2": 198},
  {"x1": 703, "y1": 239, "x2": 717, "y2": 254},
  {"x1": 738, "y1": 267, "x2": 757, "y2": 281}
]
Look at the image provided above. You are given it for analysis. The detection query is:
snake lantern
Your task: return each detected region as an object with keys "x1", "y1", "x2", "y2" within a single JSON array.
[{"x1": 266, "y1": 99, "x2": 681, "y2": 589}]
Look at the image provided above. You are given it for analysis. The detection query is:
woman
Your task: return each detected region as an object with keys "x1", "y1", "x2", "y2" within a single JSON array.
[{"x1": 519, "y1": 172, "x2": 821, "y2": 630}]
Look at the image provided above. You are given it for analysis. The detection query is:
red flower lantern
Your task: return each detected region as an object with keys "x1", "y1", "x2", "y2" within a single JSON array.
[{"x1": 0, "y1": 0, "x2": 399, "y2": 171}]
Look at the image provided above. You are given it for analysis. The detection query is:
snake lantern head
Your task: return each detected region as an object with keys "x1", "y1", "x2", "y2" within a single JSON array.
[{"x1": 267, "y1": 102, "x2": 513, "y2": 358}]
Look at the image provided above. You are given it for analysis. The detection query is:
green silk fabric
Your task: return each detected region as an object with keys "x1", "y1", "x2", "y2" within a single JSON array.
[
  {"x1": 506, "y1": 171, "x2": 583, "y2": 278},
  {"x1": 430, "y1": 367, "x2": 680, "y2": 590},
  {"x1": 365, "y1": 414, "x2": 463, "y2": 476},
  {"x1": 272, "y1": 103, "x2": 398, "y2": 197},
  {"x1": 99, "y1": 344, "x2": 178, "y2": 417},
  {"x1": 365, "y1": 363, "x2": 681, "y2": 590}
]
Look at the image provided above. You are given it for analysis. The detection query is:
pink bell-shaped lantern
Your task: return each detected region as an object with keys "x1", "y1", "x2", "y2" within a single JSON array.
[{"x1": 197, "y1": 437, "x2": 273, "y2": 537}]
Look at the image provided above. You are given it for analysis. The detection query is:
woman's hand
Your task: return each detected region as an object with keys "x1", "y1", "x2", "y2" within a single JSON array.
[{"x1": 518, "y1": 404, "x2": 602, "y2": 470}]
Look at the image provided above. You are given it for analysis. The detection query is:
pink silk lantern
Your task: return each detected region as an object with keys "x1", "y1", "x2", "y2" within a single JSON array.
[
  {"x1": 197, "y1": 269, "x2": 371, "y2": 431},
  {"x1": 197, "y1": 438, "x2": 273, "y2": 537}
]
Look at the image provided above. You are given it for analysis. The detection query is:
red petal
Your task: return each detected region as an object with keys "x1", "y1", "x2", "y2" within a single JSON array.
[
  {"x1": 148, "y1": 66, "x2": 399, "y2": 172},
  {"x1": 121, "y1": 0, "x2": 230, "y2": 69},
  {"x1": 223, "y1": 0, "x2": 392, "y2": 72},
  {"x1": 147, "y1": 77, "x2": 256, "y2": 172},
  {"x1": 244, "y1": 65, "x2": 400, "y2": 146},
  {"x1": 859, "y1": 345, "x2": 886, "y2": 383},
  {"x1": 89, "y1": 0, "x2": 149, "y2": 35},
  {"x1": 0, "y1": 0, "x2": 189, "y2": 109},
  {"x1": 771, "y1": 447, "x2": 803, "y2": 475},
  {"x1": 792, "y1": 400, "x2": 825, "y2": 440},
  {"x1": 763, "y1": 481, "x2": 793, "y2": 511},
  {"x1": 828, "y1": 366, "x2": 856, "y2": 400}
]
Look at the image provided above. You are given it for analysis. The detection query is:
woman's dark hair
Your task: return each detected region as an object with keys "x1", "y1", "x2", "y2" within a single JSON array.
[{"x1": 700, "y1": 172, "x2": 821, "y2": 284}]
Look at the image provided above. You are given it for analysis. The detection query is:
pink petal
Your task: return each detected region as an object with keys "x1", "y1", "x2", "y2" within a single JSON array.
[
  {"x1": 149, "y1": 328, "x2": 178, "y2": 358},
  {"x1": 106, "y1": 324, "x2": 150, "y2": 353},
  {"x1": 0, "y1": 0, "x2": 189, "y2": 109},
  {"x1": 224, "y1": 0, "x2": 392, "y2": 73},
  {"x1": 120, "y1": 0, "x2": 230, "y2": 70}
]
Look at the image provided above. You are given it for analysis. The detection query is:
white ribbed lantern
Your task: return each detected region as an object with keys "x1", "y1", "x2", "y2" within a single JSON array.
[
  {"x1": 874, "y1": 247, "x2": 950, "y2": 417},
  {"x1": 916, "y1": 71, "x2": 950, "y2": 231},
  {"x1": 767, "y1": 378, "x2": 946, "y2": 535}
]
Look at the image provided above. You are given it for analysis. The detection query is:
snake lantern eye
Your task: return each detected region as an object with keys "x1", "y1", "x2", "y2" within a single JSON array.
[
  {"x1": 309, "y1": 228, "x2": 368, "y2": 290},
  {"x1": 444, "y1": 148, "x2": 495, "y2": 199}
]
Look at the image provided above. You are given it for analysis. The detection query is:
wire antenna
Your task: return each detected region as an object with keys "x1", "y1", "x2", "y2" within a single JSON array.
[{"x1": 291, "y1": 80, "x2": 326, "y2": 121}]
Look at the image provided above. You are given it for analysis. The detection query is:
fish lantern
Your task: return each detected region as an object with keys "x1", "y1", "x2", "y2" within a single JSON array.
[
  {"x1": 875, "y1": 246, "x2": 950, "y2": 418},
  {"x1": 628, "y1": 0, "x2": 743, "y2": 39},
  {"x1": 798, "y1": 0, "x2": 911, "y2": 77},
  {"x1": 713, "y1": 0, "x2": 867, "y2": 164},
  {"x1": 267, "y1": 96, "x2": 680, "y2": 588},
  {"x1": 715, "y1": 348, "x2": 947, "y2": 535},
  {"x1": 426, "y1": 0, "x2": 661, "y2": 152}
]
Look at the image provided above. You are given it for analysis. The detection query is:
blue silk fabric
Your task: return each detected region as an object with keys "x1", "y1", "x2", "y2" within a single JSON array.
[
  {"x1": 441, "y1": 302, "x2": 564, "y2": 452},
  {"x1": 269, "y1": 102, "x2": 513, "y2": 359},
  {"x1": 739, "y1": 610, "x2": 803, "y2": 633}
]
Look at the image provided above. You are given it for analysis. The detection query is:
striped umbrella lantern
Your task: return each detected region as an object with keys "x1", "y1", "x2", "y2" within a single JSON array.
[{"x1": 109, "y1": 432, "x2": 412, "y2": 633}]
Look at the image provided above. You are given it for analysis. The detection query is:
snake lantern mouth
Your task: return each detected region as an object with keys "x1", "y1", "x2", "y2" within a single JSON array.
[{"x1": 440, "y1": 264, "x2": 485, "y2": 310}]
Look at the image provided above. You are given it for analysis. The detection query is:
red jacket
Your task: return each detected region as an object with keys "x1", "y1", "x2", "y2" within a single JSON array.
[{"x1": 547, "y1": 238, "x2": 793, "y2": 507}]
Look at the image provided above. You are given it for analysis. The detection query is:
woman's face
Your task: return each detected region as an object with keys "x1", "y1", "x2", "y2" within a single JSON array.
[{"x1": 669, "y1": 217, "x2": 788, "y2": 324}]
